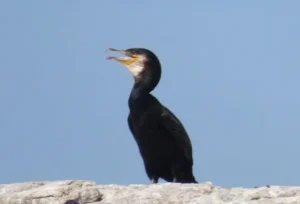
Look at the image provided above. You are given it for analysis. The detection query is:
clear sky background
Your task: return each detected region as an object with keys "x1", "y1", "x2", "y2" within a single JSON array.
[{"x1": 1, "y1": 1, "x2": 300, "y2": 188}]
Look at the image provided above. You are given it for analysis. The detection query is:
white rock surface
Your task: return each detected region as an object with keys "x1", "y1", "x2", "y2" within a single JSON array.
[{"x1": 0, "y1": 180, "x2": 300, "y2": 204}]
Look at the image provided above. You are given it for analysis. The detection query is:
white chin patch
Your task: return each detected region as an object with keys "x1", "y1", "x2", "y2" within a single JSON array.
[{"x1": 128, "y1": 63, "x2": 144, "y2": 78}]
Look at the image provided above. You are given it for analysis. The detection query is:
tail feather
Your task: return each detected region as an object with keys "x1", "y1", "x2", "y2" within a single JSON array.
[
  {"x1": 173, "y1": 161, "x2": 198, "y2": 184},
  {"x1": 174, "y1": 173, "x2": 198, "y2": 184}
]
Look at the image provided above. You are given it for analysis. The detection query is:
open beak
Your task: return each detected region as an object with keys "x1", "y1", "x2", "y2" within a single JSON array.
[
  {"x1": 106, "y1": 48, "x2": 138, "y2": 66},
  {"x1": 106, "y1": 48, "x2": 131, "y2": 60}
]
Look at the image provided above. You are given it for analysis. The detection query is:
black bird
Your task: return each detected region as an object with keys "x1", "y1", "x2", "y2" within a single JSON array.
[{"x1": 106, "y1": 48, "x2": 197, "y2": 184}]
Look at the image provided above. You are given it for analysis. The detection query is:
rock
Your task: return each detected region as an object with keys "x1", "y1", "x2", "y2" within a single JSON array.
[
  {"x1": 0, "y1": 180, "x2": 102, "y2": 204},
  {"x1": 0, "y1": 180, "x2": 300, "y2": 204}
]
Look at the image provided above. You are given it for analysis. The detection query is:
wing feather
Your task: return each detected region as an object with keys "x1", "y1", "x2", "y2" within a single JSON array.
[{"x1": 159, "y1": 107, "x2": 194, "y2": 165}]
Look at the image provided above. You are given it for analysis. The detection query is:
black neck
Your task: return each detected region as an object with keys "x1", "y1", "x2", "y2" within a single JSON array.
[
  {"x1": 128, "y1": 79, "x2": 156, "y2": 109},
  {"x1": 128, "y1": 59, "x2": 161, "y2": 109}
]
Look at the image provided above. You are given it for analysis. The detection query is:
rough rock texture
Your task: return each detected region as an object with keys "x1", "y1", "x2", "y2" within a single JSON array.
[
  {"x1": 0, "y1": 180, "x2": 101, "y2": 204},
  {"x1": 0, "y1": 180, "x2": 300, "y2": 204}
]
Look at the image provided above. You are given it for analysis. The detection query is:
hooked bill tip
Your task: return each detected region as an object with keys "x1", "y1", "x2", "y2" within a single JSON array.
[
  {"x1": 105, "y1": 48, "x2": 124, "y2": 52},
  {"x1": 106, "y1": 56, "x2": 116, "y2": 60},
  {"x1": 105, "y1": 48, "x2": 114, "y2": 52}
]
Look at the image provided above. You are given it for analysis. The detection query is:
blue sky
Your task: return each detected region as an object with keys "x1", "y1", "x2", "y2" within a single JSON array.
[{"x1": 1, "y1": 1, "x2": 300, "y2": 188}]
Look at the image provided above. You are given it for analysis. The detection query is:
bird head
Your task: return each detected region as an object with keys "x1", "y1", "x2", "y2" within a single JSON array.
[{"x1": 106, "y1": 48, "x2": 161, "y2": 81}]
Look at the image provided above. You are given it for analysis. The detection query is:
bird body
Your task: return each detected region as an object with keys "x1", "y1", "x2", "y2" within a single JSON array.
[{"x1": 107, "y1": 48, "x2": 197, "y2": 183}]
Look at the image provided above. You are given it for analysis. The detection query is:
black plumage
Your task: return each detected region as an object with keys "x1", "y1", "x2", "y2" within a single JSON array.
[{"x1": 106, "y1": 48, "x2": 197, "y2": 183}]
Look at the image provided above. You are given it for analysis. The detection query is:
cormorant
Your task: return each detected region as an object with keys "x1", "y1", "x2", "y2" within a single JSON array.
[{"x1": 106, "y1": 47, "x2": 197, "y2": 184}]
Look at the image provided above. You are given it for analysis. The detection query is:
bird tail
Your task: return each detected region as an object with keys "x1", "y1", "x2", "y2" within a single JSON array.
[
  {"x1": 174, "y1": 168, "x2": 198, "y2": 184},
  {"x1": 175, "y1": 174, "x2": 198, "y2": 184},
  {"x1": 173, "y1": 160, "x2": 198, "y2": 184}
]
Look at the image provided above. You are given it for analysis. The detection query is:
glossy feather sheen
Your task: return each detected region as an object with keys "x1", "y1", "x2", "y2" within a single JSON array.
[
  {"x1": 128, "y1": 96, "x2": 197, "y2": 183},
  {"x1": 124, "y1": 48, "x2": 197, "y2": 184}
]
